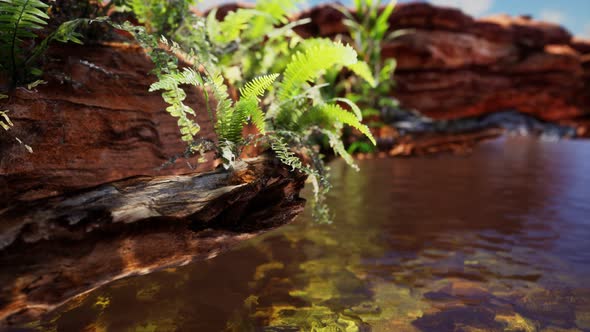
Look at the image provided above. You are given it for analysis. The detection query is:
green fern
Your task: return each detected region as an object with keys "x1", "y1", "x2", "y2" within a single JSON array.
[
  {"x1": 299, "y1": 103, "x2": 376, "y2": 145},
  {"x1": 216, "y1": 74, "x2": 278, "y2": 144},
  {"x1": 276, "y1": 41, "x2": 357, "y2": 103},
  {"x1": 268, "y1": 134, "x2": 315, "y2": 175},
  {"x1": 206, "y1": 8, "x2": 256, "y2": 46},
  {"x1": 239, "y1": 74, "x2": 279, "y2": 133},
  {"x1": 0, "y1": 0, "x2": 49, "y2": 83},
  {"x1": 347, "y1": 61, "x2": 377, "y2": 88},
  {"x1": 113, "y1": 22, "x2": 205, "y2": 146},
  {"x1": 118, "y1": 0, "x2": 195, "y2": 36},
  {"x1": 149, "y1": 67, "x2": 203, "y2": 142},
  {"x1": 0, "y1": 0, "x2": 100, "y2": 86},
  {"x1": 324, "y1": 130, "x2": 358, "y2": 170}
]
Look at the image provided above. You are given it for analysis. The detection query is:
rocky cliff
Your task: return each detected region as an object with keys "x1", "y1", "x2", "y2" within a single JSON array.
[
  {"x1": 0, "y1": 44, "x2": 218, "y2": 206},
  {"x1": 294, "y1": 3, "x2": 590, "y2": 136}
]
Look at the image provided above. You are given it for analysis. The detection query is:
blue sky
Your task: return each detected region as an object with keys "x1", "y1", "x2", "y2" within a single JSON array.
[{"x1": 199, "y1": 0, "x2": 590, "y2": 38}]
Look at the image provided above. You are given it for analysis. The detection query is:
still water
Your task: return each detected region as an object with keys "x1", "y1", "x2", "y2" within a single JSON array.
[{"x1": 37, "y1": 137, "x2": 590, "y2": 331}]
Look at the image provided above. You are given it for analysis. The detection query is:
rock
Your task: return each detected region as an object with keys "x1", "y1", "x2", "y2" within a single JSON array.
[
  {"x1": 294, "y1": 3, "x2": 590, "y2": 127},
  {"x1": 0, "y1": 43, "x2": 217, "y2": 207},
  {"x1": 0, "y1": 154, "x2": 307, "y2": 326}
]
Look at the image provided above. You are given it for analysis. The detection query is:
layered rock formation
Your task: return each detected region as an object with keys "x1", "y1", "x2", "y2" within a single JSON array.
[
  {"x1": 0, "y1": 43, "x2": 308, "y2": 326},
  {"x1": 294, "y1": 3, "x2": 590, "y2": 135},
  {"x1": 0, "y1": 43, "x2": 217, "y2": 206},
  {"x1": 0, "y1": 155, "x2": 306, "y2": 325}
]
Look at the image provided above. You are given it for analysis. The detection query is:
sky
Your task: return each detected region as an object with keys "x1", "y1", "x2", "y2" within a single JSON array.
[{"x1": 197, "y1": 0, "x2": 590, "y2": 38}]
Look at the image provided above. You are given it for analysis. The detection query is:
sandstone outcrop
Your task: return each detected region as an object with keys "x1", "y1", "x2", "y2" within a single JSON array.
[
  {"x1": 0, "y1": 43, "x2": 217, "y2": 207},
  {"x1": 294, "y1": 3, "x2": 590, "y2": 135}
]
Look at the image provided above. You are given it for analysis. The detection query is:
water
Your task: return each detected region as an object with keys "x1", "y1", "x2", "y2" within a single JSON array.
[{"x1": 34, "y1": 137, "x2": 590, "y2": 331}]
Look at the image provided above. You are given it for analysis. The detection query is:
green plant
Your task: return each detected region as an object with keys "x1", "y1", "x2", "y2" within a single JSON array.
[
  {"x1": 112, "y1": 22, "x2": 278, "y2": 167},
  {"x1": 112, "y1": 5, "x2": 378, "y2": 221},
  {"x1": 262, "y1": 41, "x2": 376, "y2": 220},
  {"x1": 331, "y1": 0, "x2": 405, "y2": 152},
  {"x1": 175, "y1": 0, "x2": 307, "y2": 91},
  {"x1": 114, "y1": 0, "x2": 195, "y2": 37},
  {"x1": 0, "y1": 0, "x2": 99, "y2": 87}
]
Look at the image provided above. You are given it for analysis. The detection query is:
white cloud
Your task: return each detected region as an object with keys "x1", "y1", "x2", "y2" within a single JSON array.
[
  {"x1": 583, "y1": 24, "x2": 590, "y2": 38},
  {"x1": 429, "y1": 0, "x2": 493, "y2": 17},
  {"x1": 539, "y1": 9, "x2": 566, "y2": 24}
]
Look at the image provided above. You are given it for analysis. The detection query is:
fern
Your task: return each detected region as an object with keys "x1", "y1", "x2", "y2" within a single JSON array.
[
  {"x1": 113, "y1": 22, "x2": 205, "y2": 146},
  {"x1": 276, "y1": 41, "x2": 357, "y2": 103},
  {"x1": 216, "y1": 74, "x2": 278, "y2": 144},
  {"x1": 330, "y1": 97, "x2": 363, "y2": 120},
  {"x1": 149, "y1": 67, "x2": 203, "y2": 142},
  {"x1": 240, "y1": 74, "x2": 279, "y2": 100},
  {"x1": 324, "y1": 130, "x2": 359, "y2": 171},
  {"x1": 311, "y1": 103, "x2": 376, "y2": 145},
  {"x1": 268, "y1": 135, "x2": 314, "y2": 175},
  {"x1": 348, "y1": 61, "x2": 377, "y2": 88},
  {"x1": 0, "y1": 0, "x2": 49, "y2": 83},
  {"x1": 0, "y1": 0, "x2": 101, "y2": 86},
  {"x1": 238, "y1": 73, "x2": 279, "y2": 134},
  {"x1": 206, "y1": 8, "x2": 256, "y2": 46}
]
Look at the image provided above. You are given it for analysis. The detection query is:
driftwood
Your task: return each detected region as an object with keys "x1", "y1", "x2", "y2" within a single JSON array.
[{"x1": 0, "y1": 155, "x2": 306, "y2": 326}]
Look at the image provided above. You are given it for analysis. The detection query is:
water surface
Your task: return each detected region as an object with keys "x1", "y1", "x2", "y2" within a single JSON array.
[{"x1": 37, "y1": 137, "x2": 590, "y2": 331}]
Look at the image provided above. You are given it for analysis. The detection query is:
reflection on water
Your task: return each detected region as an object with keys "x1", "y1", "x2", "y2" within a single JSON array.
[{"x1": 33, "y1": 137, "x2": 590, "y2": 331}]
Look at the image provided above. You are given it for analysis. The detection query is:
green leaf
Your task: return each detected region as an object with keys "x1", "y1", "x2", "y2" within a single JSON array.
[
  {"x1": 347, "y1": 61, "x2": 376, "y2": 88},
  {"x1": 277, "y1": 41, "x2": 358, "y2": 103}
]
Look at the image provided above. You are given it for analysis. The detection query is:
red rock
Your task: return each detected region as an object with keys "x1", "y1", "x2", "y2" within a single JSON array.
[
  {"x1": 0, "y1": 44, "x2": 217, "y2": 206},
  {"x1": 294, "y1": 3, "x2": 590, "y2": 124}
]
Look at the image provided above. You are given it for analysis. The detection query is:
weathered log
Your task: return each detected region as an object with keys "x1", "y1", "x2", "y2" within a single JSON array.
[{"x1": 0, "y1": 155, "x2": 306, "y2": 326}]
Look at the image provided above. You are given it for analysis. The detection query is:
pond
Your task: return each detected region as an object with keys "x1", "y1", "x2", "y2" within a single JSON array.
[{"x1": 33, "y1": 137, "x2": 590, "y2": 331}]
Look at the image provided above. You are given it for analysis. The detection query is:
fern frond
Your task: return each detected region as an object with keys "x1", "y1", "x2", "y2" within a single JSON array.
[
  {"x1": 236, "y1": 74, "x2": 278, "y2": 135},
  {"x1": 268, "y1": 135, "x2": 310, "y2": 174},
  {"x1": 303, "y1": 103, "x2": 376, "y2": 145},
  {"x1": 0, "y1": 0, "x2": 49, "y2": 81},
  {"x1": 240, "y1": 74, "x2": 279, "y2": 100},
  {"x1": 219, "y1": 97, "x2": 252, "y2": 144},
  {"x1": 207, "y1": 8, "x2": 256, "y2": 46},
  {"x1": 277, "y1": 41, "x2": 358, "y2": 103},
  {"x1": 324, "y1": 130, "x2": 359, "y2": 171},
  {"x1": 207, "y1": 68, "x2": 234, "y2": 141},
  {"x1": 248, "y1": 105, "x2": 266, "y2": 135},
  {"x1": 149, "y1": 67, "x2": 203, "y2": 142},
  {"x1": 255, "y1": 0, "x2": 300, "y2": 24},
  {"x1": 330, "y1": 97, "x2": 363, "y2": 120},
  {"x1": 347, "y1": 61, "x2": 376, "y2": 88}
]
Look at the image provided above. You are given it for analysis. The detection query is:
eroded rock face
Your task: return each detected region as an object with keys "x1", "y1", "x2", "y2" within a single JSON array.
[
  {"x1": 0, "y1": 155, "x2": 306, "y2": 326},
  {"x1": 294, "y1": 3, "x2": 590, "y2": 130},
  {"x1": 0, "y1": 44, "x2": 217, "y2": 206}
]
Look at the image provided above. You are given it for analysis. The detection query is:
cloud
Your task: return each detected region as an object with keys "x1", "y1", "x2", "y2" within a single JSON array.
[
  {"x1": 429, "y1": 0, "x2": 493, "y2": 17},
  {"x1": 539, "y1": 9, "x2": 566, "y2": 24},
  {"x1": 583, "y1": 24, "x2": 590, "y2": 38}
]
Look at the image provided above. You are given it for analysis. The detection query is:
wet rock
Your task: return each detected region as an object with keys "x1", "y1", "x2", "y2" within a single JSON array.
[{"x1": 0, "y1": 155, "x2": 307, "y2": 326}]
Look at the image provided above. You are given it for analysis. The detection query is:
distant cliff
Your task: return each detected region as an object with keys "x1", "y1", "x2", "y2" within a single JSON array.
[{"x1": 293, "y1": 2, "x2": 590, "y2": 136}]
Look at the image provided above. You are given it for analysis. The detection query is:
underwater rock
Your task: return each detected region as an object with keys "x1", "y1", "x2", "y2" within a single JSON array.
[
  {"x1": 295, "y1": 3, "x2": 590, "y2": 129},
  {"x1": 0, "y1": 155, "x2": 307, "y2": 326}
]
